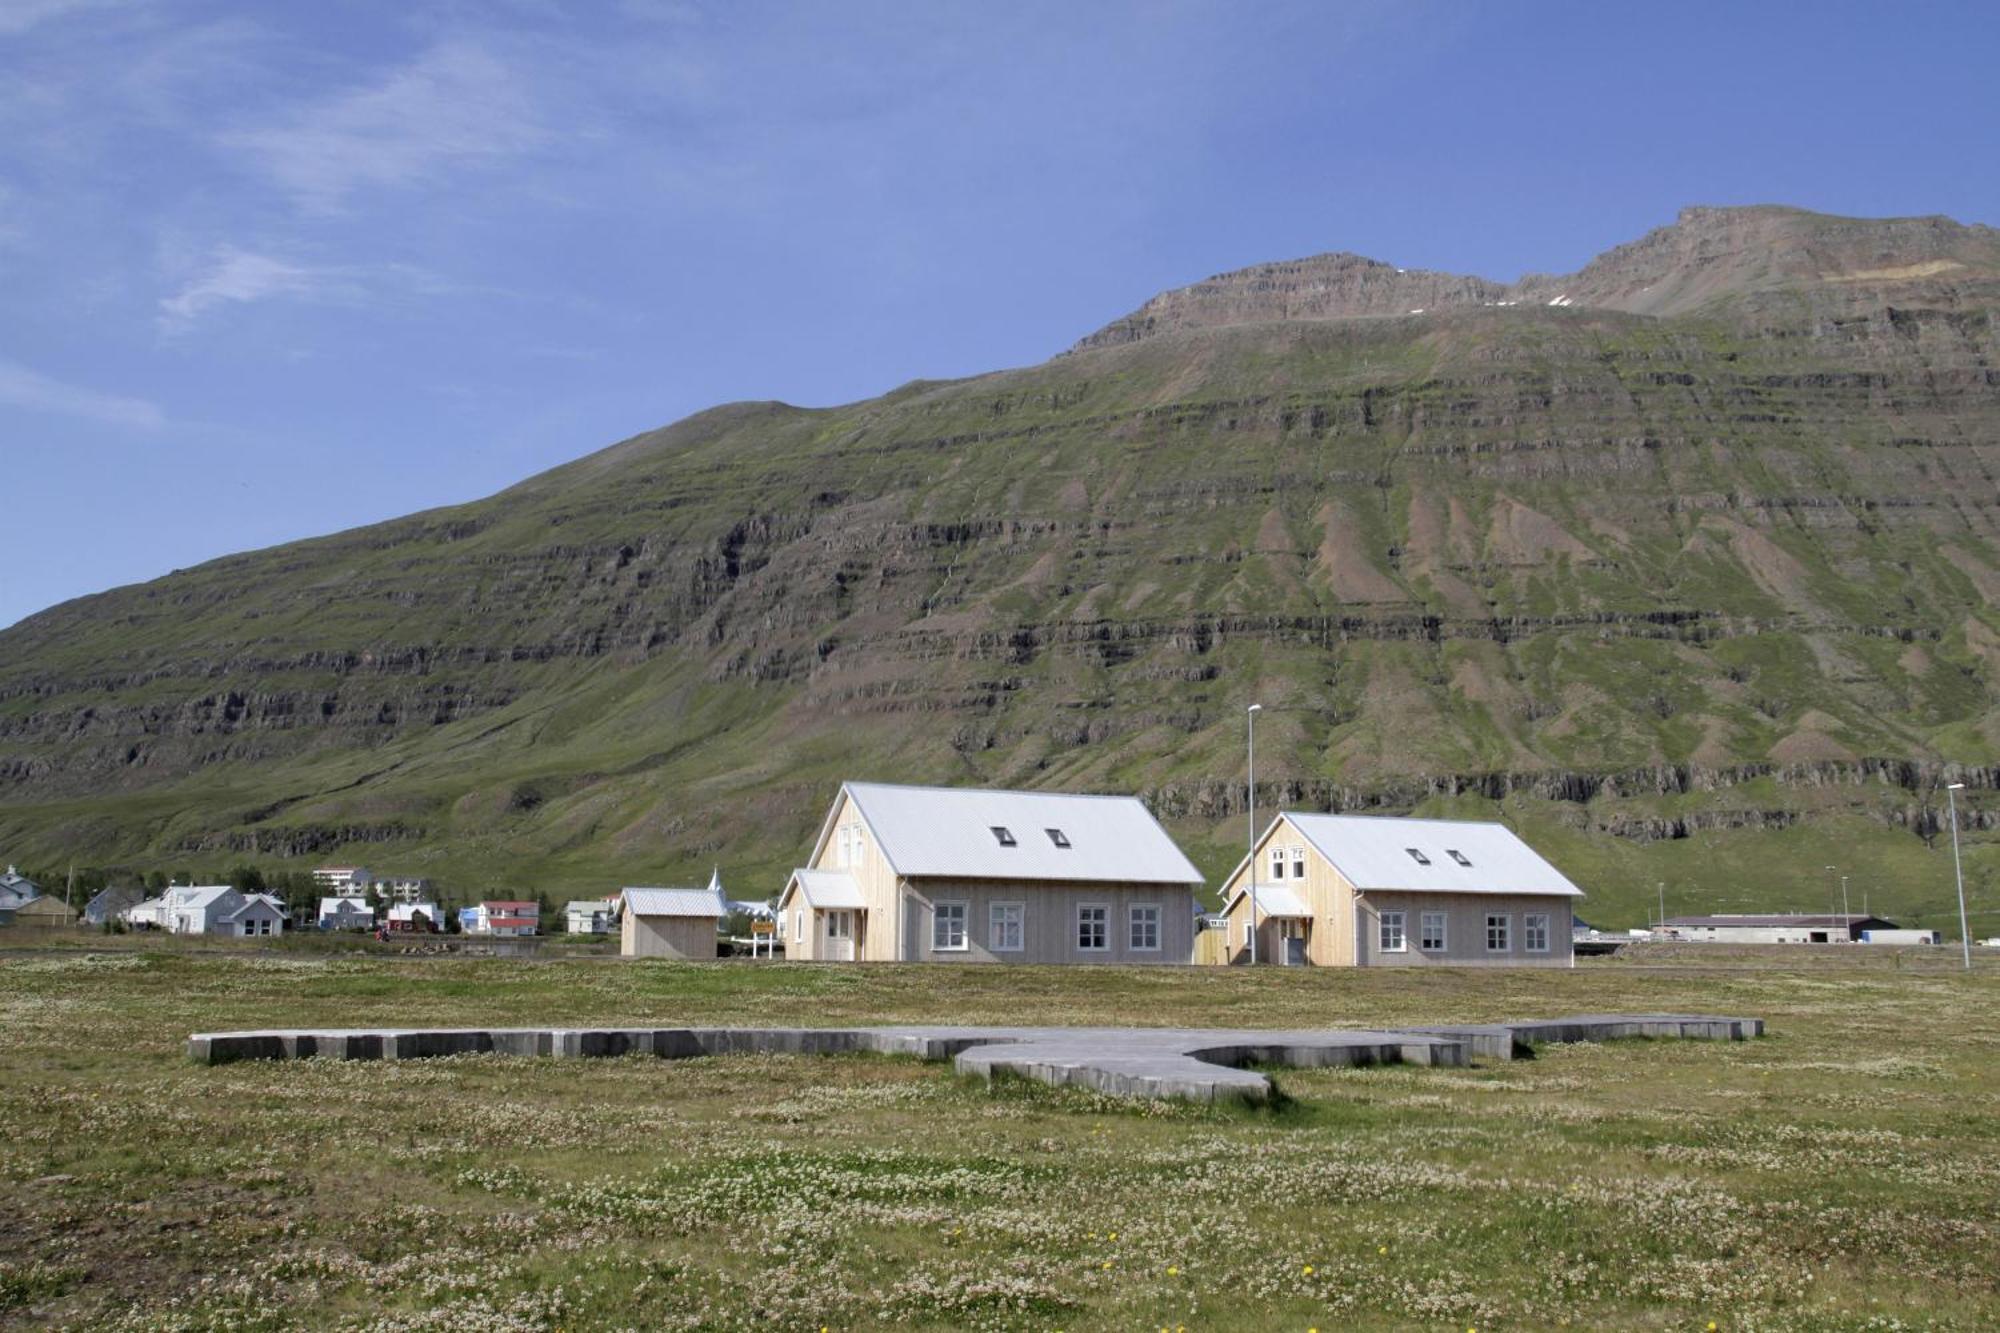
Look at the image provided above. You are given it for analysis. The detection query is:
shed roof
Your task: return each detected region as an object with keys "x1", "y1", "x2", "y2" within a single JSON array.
[
  {"x1": 620, "y1": 886, "x2": 726, "y2": 918},
  {"x1": 1247, "y1": 814, "x2": 1584, "y2": 898},
  {"x1": 831, "y1": 782, "x2": 1202, "y2": 886},
  {"x1": 781, "y1": 869, "x2": 866, "y2": 910}
]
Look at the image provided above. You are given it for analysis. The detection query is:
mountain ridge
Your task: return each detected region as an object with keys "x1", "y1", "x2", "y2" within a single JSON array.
[{"x1": 2, "y1": 203, "x2": 1996, "y2": 927}]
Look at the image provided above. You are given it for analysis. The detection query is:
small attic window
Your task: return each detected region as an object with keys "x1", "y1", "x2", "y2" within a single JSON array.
[
  {"x1": 1405, "y1": 848, "x2": 1432, "y2": 866},
  {"x1": 1046, "y1": 828, "x2": 1071, "y2": 848},
  {"x1": 1447, "y1": 849, "x2": 1473, "y2": 867},
  {"x1": 991, "y1": 826, "x2": 1017, "y2": 847}
]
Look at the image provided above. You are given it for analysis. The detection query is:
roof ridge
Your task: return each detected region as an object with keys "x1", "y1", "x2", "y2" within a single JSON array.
[{"x1": 846, "y1": 780, "x2": 1144, "y2": 803}]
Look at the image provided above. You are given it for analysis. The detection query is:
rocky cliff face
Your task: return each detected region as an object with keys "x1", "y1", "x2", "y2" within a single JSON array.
[{"x1": 1, "y1": 205, "x2": 1995, "y2": 919}]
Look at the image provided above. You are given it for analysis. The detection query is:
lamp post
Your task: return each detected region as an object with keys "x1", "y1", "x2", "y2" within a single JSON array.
[
  {"x1": 1656, "y1": 881, "x2": 1665, "y2": 931},
  {"x1": 1247, "y1": 704, "x2": 1262, "y2": 965},
  {"x1": 1840, "y1": 874, "x2": 1851, "y2": 924},
  {"x1": 1948, "y1": 783, "x2": 1970, "y2": 970},
  {"x1": 1824, "y1": 864, "x2": 1838, "y2": 940}
]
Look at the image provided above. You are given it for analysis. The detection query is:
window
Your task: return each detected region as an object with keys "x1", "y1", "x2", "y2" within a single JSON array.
[
  {"x1": 1128, "y1": 903, "x2": 1161, "y2": 951},
  {"x1": 827, "y1": 910, "x2": 852, "y2": 940},
  {"x1": 1420, "y1": 911, "x2": 1447, "y2": 952},
  {"x1": 1268, "y1": 848, "x2": 1287, "y2": 880},
  {"x1": 990, "y1": 826, "x2": 1016, "y2": 847},
  {"x1": 1524, "y1": 912, "x2": 1551, "y2": 953},
  {"x1": 1406, "y1": 848, "x2": 1432, "y2": 866},
  {"x1": 933, "y1": 901, "x2": 968, "y2": 951},
  {"x1": 1379, "y1": 910, "x2": 1407, "y2": 953},
  {"x1": 1046, "y1": 828, "x2": 1070, "y2": 848},
  {"x1": 793, "y1": 910, "x2": 804, "y2": 943},
  {"x1": 990, "y1": 902, "x2": 1024, "y2": 952},
  {"x1": 1486, "y1": 913, "x2": 1511, "y2": 952},
  {"x1": 1291, "y1": 847, "x2": 1307, "y2": 878},
  {"x1": 1077, "y1": 904, "x2": 1108, "y2": 951},
  {"x1": 1447, "y1": 849, "x2": 1473, "y2": 867},
  {"x1": 1244, "y1": 918, "x2": 1254, "y2": 948}
]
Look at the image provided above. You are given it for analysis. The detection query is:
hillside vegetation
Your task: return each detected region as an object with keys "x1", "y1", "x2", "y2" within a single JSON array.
[{"x1": 2, "y1": 206, "x2": 1997, "y2": 927}]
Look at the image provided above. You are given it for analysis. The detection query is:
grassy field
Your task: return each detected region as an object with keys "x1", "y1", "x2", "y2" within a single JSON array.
[{"x1": 1, "y1": 945, "x2": 1995, "y2": 1330}]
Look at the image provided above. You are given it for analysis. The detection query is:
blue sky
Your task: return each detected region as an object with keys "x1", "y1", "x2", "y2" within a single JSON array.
[{"x1": 3, "y1": 0, "x2": 1997, "y2": 629}]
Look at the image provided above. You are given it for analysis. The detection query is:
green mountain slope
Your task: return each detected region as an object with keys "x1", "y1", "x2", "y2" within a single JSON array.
[{"x1": 3, "y1": 205, "x2": 1997, "y2": 928}]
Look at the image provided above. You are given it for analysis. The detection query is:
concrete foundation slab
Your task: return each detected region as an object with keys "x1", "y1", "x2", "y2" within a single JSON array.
[{"x1": 188, "y1": 1012, "x2": 1762, "y2": 1104}]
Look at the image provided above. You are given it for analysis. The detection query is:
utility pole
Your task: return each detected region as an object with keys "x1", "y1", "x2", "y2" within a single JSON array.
[
  {"x1": 1247, "y1": 703, "x2": 1262, "y2": 966},
  {"x1": 1840, "y1": 874, "x2": 1850, "y2": 924},
  {"x1": 1824, "y1": 864, "x2": 1838, "y2": 940},
  {"x1": 1948, "y1": 783, "x2": 1970, "y2": 970},
  {"x1": 1656, "y1": 881, "x2": 1665, "y2": 931}
]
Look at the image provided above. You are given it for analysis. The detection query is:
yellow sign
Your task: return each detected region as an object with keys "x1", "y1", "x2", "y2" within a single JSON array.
[{"x1": 750, "y1": 920, "x2": 775, "y2": 935}]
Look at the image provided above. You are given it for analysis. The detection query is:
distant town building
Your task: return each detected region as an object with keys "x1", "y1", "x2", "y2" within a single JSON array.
[
  {"x1": 0, "y1": 865, "x2": 41, "y2": 924},
  {"x1": 460, "y1": 901, "x2": 539, "y2": 936},
  {"x1": 11, "y1": 894, "x2": 77, "y2": 928},
  {"x1": 617, "y1": 885, "x2": 725, "y2": 959},
  {"x1": 317, "y1": 896, "x2": 376, "y2": 931},
  {"x1": 371, "y1": 876, "x2": 433, "y2": 904},
  {"x1": 1217, "y1": 814, "x2": 1582, "y2": 968},
  {"x1": 84, "y1": 886, "x2": 146, "y2": 926},
  {"x1": 384, "y1": 901, "x2": 444, "y2": 933},
  {"x1": 311, "y1": 865, "x2": 372, "y2": 894},
  {"x1": 125, "y1": 886, "x2": 286, "y2": 937},
  {"x1": 1858, "y1": 927, "x2": 1941, "y2": 946},
  {"x1": 1659, "y1": 914, "x2": 1896, "y2": 945},
  {"x1": 564, "y1": 899, "x2": 617, "y2": 934}
]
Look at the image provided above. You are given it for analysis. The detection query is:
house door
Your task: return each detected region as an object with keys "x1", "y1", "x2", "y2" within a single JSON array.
[{"x1": 825, "y1": 910, "x2": 855, "y2": 961}]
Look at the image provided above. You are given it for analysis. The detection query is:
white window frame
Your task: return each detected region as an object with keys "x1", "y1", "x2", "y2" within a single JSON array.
[
  {"x1": 1420, "y1": 910, "x2": 1447, "y2": 952},
  {"x1": 1243, "y1": 918, "x2": 1254, "y2": 948},
  {"x1": 1128, "y1": 903, "x2": 1161, "y2": 952},
  {"x1": 1524, "y1": 912, "x2": 1551, "y2": 954},
  {"x1": 989, "y1": 901, "x2": 1024, "y2": 953},
  {"x1": 932, "y1": 901, "x2": 969, "y2": 952},
  {"x1": 1379, "y1": 909, "x2": 1407, "y2": 953},
  {"x1": 793, "y1": 909, "x2": 804, "y2": 943},
  {"x1": 1076, "y1": 903, "x2": 1109, "y2": 952},
  {"x1": 1290, "y1": 846, "x2": 1307, "y2": 879},
  {"x1": 1486, "y1": 913, "x2": 1511, "y2": 953},
  {"x1": 826, "y1": 910, "x2": 852, "y2": 940},
  {"x1": 1268, "y1": 847, "x2": 1287, "y2": 880}
]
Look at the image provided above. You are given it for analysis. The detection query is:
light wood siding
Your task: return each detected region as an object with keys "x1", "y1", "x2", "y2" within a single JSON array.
[
  {"x1": 801, "y1": 790, "x2": 901, "y2": 961},
  {"x1": 903, "y1": 878, "x2": 1197, "y2": 964},
  {"x1": 1217, "y1": 814, "x2": 1356, "y2": 966},
  {"x1": 622, "y1": 913, "x2": 717, "y2": 959},
  {"x1": 1355, "y1": 892, "x2": 1573, "y2": 968}
]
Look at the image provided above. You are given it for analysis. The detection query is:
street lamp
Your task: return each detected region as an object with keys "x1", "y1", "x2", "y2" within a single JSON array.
[
  {"x1": 1824, "y1": 865, "x2": 1838, "y2": 941},
  {"x1": 1656, "y1": 881, "x2": 1665, "y2": 931},
  {"x1": 1247, "y1": 704, "x2": 1262, "y2": 966},
  {"x1": 1948, "y1": 783, "x2": 1970, "y2": 970},
  {"x1": 1840, "y1": 874, "x2": 1851, "y2": 924}
]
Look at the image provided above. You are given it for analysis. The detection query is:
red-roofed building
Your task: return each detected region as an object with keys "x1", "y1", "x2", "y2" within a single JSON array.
[{"x1": 459, "y1": 900, "x2": 540, "y2": 936}]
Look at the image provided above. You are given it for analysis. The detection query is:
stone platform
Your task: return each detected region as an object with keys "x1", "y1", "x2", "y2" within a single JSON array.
[{"x1": 188, "y1": 1012, "x2": 1761, "y2": 1104}]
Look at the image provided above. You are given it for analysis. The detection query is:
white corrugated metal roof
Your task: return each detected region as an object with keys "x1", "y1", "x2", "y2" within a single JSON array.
[
  {"x1": 840, "y1": 782, "x2": 1202, "y2": 886},
  {"x1": 786, "y1": 869, "x2": 866, "y2": 909},
  {"x1": 620, "y1": 886, "x2": 726, "y2": 918},
  {"x1": 1221, "y1": 883, "x2": 1311, "y2": 917},
  {"x1": 1285, "y1": 814, "x2": 1584, "y2": 898}
]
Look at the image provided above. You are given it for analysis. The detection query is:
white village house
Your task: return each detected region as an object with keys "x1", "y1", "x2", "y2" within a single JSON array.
[
  {"x1": 777, "y1": 782, "x2": 1204, "y2": 964},
  {"x1": 0, "y1": 866, "x2": 41, "y2": 925},
  {"x1": 317, "y1": 896, "x2": 377, "y2": 931},
  {"x1": 1216, "y1": 814, "x2": 1583, "y2": 968},
  {"x1": 124, "y1": 886, "x2": 287, "y2": 938},
  {"x1": 564, "y1": 899, "x2": 618, "y2": 935}
]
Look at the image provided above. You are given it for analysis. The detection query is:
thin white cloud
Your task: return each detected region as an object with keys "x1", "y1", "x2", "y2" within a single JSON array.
[
  {"x1": 0, "y1": 0, "x2": 124, "y2": 37},
  {"x1": 157, "y1": 245, "x2": 332, "y2": 331},
  {"x1": 227, "y1": 41, "x2": 547, "y2": 212},
  {"x1": 0, "y1": 356, "x2": 162, "y2": 429}
]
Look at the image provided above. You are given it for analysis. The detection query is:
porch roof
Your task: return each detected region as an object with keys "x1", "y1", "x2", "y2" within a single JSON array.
[
  {"x1": 1221, "y1": 883, "x2": 1311, "y2": 918},
  {"x1": 782, "y1": 868, "x2": 866, "y2": 910}
]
